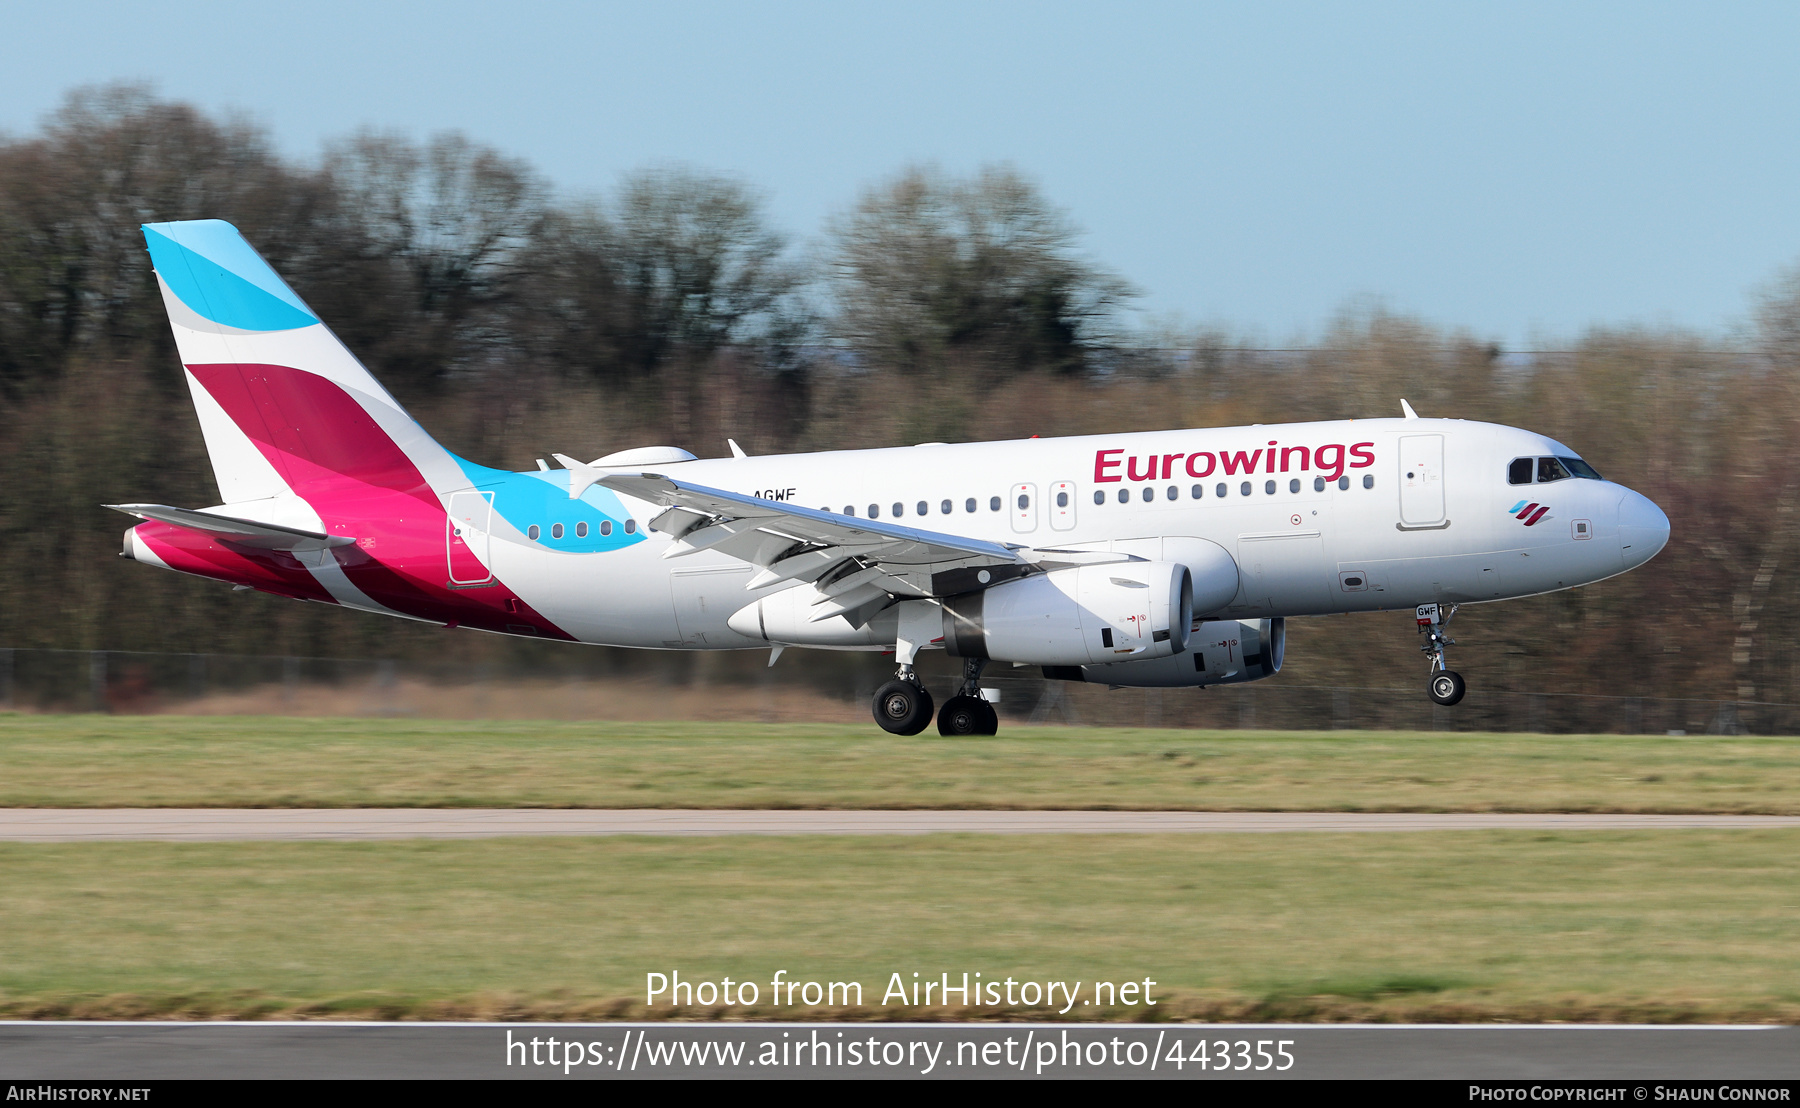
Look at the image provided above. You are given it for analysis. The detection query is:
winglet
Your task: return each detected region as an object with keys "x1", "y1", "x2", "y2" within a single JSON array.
[{"x1": 1400, "y1": 399, "x2": 1420, "y2": 419}]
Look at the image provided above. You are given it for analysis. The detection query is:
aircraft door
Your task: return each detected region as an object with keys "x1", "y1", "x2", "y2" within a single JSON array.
[
  {"x1": 1011, "y1": 482, "x2": 1039, "y2": 533},
  {"x1": 1398, "y1": 434, "x2": 1447, "y2": 527},
  {"x1": 447, "y1": 490, "x2": 494, "y2": 584},
  {"x1": 1049, "y1": 481, "x2": 1077, "y2": 531}
]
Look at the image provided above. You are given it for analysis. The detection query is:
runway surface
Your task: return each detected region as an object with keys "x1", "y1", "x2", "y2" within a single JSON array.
[
  {"x1": 2, "y1": 1021, "x2": 1796, "y2": 1079},
  {"x1": 2, "y1": 808, "x2": 1798, "y2": 841}
]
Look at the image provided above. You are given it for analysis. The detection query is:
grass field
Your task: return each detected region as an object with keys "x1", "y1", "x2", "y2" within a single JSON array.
[
  {"x1": 2, "y1": 714, "x2": 1797, "y2": 812},
  {"x1": 6, "y1": 714, "x2": 1797, "y2": 1024},
  {"x1": 2, "y1": 831, "x2": 1797, "y2": 1022}
]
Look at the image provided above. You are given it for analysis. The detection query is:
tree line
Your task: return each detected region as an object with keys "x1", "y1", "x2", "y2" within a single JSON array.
[{"x1": 4, "y1": 85, "x2": 1800, "y2": 720}]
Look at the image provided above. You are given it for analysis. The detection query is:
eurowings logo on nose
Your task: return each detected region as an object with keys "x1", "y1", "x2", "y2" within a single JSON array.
[{"x1": 1507, "y1": 500, "x2": 1551, "y2": 526}]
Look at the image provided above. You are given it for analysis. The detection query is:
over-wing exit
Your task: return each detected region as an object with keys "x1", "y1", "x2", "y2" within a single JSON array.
[{"x1": 112, "y1": 220, "x2": 1670, "y2": 735}]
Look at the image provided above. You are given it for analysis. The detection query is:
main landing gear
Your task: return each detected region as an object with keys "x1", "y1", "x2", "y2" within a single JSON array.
[
  {"x1": 871, "y1": 658, "x2": 1000, "y2": 736},
  {"x1": 872, "y1": 671, "x2": 933, "y2": 735},
  {"x1": 1417, "y1": 603, "x2": 1467, "y2": 706},
  {"x1": 936, "y1": 658, "x2": 999, "y2": 736}
]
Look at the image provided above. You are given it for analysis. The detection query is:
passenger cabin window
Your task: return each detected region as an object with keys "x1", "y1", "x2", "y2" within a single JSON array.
[
  {"x1": 600, "y1": 520, "x2": 613, "y2": 536},
  {"x1": 1093, "y1": 490, "x2": 1105, "y2": 505},
  {"x1": 1289, "y1": 479, "x2": 1301, "y2": 493},
  {"x1": 1537, "y1": 456, "x2": 1572, "y2": 483},
  {"x1": 1166, "y1": 485, "x2": 1178, "y2": 501},
  {"x1": 1508, "y1": 457, "x2": 1534, "y2": 485},
  {"x1": 575, "y1": 522, "x2": 588, "y2": 538},
  {"x1": 1017, "y1": 493, "x2": 1030, "y2": 509},
  {"x1": 1117, "y1": 489, "x2": 1129, "y2": 504},
  {"x1": 1362, "y1": 475, "x2": 1375, "y2": 489},
  {"x1": 1056, "y1": 491, "x2": 1069, "y2": 507},
  {"x1": 527, "y1": 524, "x2": 540, "y2": 540},
  {"x1": 941, "y1": 499, "x2": 952, "y2": 514},
  {"x1": 1240, "y1": 482, "x2": 1251, "y2": 496},
  {"x1": 1141, "y1": 487, "x2": 1153, "y2": 503},
  {"x1": 989, "y1": 496, "x2": 1002, "y2": 511},
  {"x1": 868, "y1": 504, "x2": 879, "y2": 518},
  {"x1": 1191, "y1": 484, "x2": 1203, "y2": 498},
  {"x1": 1314, "y1": 477, "x2": 1326, "y2": 492},
  {"x1": 893, "y1": 502, "x2": 904, "y2": 517},
  {"x1": 1338, "y1": 476, "x2": 1350, "y2": 490},
  {"x1": 965, "y1": 498, "x2": 977, "y2": 513},
  {"x1": 1215, "y1": 483, "x2": 1227, "y2": 498},
  {"x1": 916, "y1": 501, "x2": 928, "y2": 516},
  {"x1": 551, "y1": 523, "x2": 564, "y2": 539},
  {"x1": 844, "y1": 505, "x2": 855, "y2": 516},
  {"x1": 624, "y1": 519, "x2": 637, "y2": 534}
]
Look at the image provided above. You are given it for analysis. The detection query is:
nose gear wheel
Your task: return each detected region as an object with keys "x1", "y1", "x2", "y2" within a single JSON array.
[{"x1": 1428, "y1": 670, "x2": 1467, "y2": 706}]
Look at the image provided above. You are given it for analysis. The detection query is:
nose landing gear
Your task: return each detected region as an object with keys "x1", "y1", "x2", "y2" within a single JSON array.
[{"x1": 1418, "y1": 603, "x2": 1467, "y2": 706}]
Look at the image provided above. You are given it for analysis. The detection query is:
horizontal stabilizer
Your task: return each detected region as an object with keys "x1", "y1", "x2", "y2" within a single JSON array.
[{"x1": 105, "y1": 503, "x2": 355, "y2": 552}]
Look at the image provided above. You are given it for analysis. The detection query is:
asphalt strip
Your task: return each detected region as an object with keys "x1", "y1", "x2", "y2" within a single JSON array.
[{"x1": 0, "y1": 809, "x2": 1798, "y2": 841}]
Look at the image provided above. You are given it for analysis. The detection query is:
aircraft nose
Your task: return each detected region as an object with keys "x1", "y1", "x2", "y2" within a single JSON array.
[{"x1": 1618, "y1": 489, "x2": 1670, "y2": 570}]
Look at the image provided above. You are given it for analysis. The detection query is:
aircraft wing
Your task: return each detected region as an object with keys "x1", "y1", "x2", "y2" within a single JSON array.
[
  {"x1": 599, "y1": 473, "x2": 1131, "y2": 625},
  {"x1": 105, "y1": 504, "x2": 356, "y2": 553}
]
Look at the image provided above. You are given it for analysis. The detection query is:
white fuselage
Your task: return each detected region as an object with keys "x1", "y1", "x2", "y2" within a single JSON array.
[{"x1": 487, "y1": 417, "x2": 1665, "y2": 651}]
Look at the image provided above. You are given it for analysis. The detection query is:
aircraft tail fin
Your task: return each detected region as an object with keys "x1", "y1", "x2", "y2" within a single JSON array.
[{"x1": 142, "y1": 220, "x2": 467, "y2": 507}]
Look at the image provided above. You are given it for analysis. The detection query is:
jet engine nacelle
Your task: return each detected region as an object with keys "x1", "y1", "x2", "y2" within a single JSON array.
[
  {"x1": 942, "y1": 561, "x2": 1193, "y2": 667},
  {"x1": 1043, "y1": 618, "x2": 1285, "y2": 688}
]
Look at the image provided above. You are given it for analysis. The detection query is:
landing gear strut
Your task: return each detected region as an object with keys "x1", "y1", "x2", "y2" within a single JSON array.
[
  {"x1": 1417, "y1": 603, "x2": 1467, "y2": 706},
  {"x1": 936, "y1": 658, "x2": 999, "y2": 736}
]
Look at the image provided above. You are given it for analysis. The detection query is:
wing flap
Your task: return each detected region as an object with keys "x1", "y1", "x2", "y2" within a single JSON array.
[
  {"x1": 597, "y1": 473, "x2": 1140, "y2": 627},
  {"x1": 601, "y1": 473, "x2": 1025, "y2": 566}
]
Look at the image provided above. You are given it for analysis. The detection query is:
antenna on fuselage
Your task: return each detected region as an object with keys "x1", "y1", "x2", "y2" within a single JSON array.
[{"x1": 1400, "y1": 399, "x2": 1420, "y2": 419}]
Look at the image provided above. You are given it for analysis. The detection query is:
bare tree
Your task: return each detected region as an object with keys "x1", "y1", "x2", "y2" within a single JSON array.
[
  {"x1": 527, "y1": 167, "x2": 803, "y2": 384},
  {"x1": 0, "y1": 84, "x2": 320, "y2": 394},
  {"x1": 826, "y1": 165, "x2": 1135, "y2": 378},
  {"x1": 320, "y1": 130, "x2": 548, "y2": 392}
]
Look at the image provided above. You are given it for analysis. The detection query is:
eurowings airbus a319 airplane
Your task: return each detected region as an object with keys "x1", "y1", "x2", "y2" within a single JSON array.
[{"x1": 112, "y1": 220, "x2": 1671, "y2": 735}]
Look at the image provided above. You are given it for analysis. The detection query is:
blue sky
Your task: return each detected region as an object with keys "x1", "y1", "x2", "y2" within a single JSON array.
[{"x1": 5, "y1": 1, "x2": 1797, "y2": 346}]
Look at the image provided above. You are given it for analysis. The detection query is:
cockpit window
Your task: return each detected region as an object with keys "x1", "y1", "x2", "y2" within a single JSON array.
[
  {"x1": 1559, "y1": 456, "x2": 1603, "y2": 480},
  {"x1": 1513, "y1": 455, "x2": 1603, "y2": 484}
]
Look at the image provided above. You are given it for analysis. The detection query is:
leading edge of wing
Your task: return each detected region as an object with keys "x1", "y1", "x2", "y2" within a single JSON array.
[{"x1": 596, "y1": 473, "x2": 1027, "y2": 564}]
